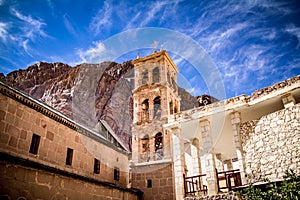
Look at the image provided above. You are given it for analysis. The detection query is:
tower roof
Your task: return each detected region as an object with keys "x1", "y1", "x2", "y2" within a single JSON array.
[{"x1": 132, "y1": 50, "x2": 179, "y2": 73}]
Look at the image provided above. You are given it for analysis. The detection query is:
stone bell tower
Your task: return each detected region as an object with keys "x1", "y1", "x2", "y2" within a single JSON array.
[{"x1": 130, "y1": 50, "x2": 180, "y2": 200}]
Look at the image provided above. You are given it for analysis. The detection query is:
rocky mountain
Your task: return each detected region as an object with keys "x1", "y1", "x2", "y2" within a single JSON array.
[{"x1": 0, "y1": 61, "x2": 199, "y2": 150}]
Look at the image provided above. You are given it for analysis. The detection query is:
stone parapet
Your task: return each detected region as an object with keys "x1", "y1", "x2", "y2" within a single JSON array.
[{"x1": 251, "y1": 75, "x2": 300, "y2": 100}]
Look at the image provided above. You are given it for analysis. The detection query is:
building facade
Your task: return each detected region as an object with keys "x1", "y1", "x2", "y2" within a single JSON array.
[
  {"x1": 0, "y1": 50, "x2": 299, "y2": 200},
  {"x1": 0, "y1": 82, "x2": 142, "y2": 200}
]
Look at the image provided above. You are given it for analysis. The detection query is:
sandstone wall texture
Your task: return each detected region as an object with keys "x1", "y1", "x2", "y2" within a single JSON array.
[
  {"x1": 131, "y1": 163, "x2": 174, "y2": 200},
  {"x1": 0, "y1": 91, "x2": 137, "y2": 198},
  {"x1": 240, "y1": 104, "x2": 300, "y2": 183},
  {"x1": 0, "y1": 160, "x2": 141, "y2": 200}
]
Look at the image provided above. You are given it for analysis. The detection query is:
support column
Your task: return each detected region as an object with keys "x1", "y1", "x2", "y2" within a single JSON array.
[
  {"x1": 224, "y1": 159, "x2": 233, "y2": 171},
  {"x1": 191, "y1": 138, "x2": 202, "y2": 176},
  {"x1": 231, "y1": 111, "x2": 246, "y2": 184},
  {"x1": 172, "y1": 126, "x2": 185, "y2": 200},
  {"x1": 215, "y1": 153, "x2": 224, "y2": 172},
  {"x1": 199, "y1": 120, "x2": 218, "y2": 195}
]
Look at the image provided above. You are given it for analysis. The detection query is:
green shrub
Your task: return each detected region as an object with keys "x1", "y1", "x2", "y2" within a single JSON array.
[{"x1": 238, "y1": 170, "x2": 300, "y2": 200}]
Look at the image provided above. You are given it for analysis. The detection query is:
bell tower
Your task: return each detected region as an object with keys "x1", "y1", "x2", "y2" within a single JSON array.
[{"x1": 131, "y1": 50, "x2": 180, "y2": 199}]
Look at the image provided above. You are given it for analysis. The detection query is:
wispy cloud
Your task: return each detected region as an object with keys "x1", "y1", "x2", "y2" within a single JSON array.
[
  {"x1": 285, "y1": 24, "x2": 300, "y2": 49},
  {"x1": 89, "y1": 0, "x2": 112, "y2": 36},
  {"x1": 63, "y1": 14, "x2": 80, "y2": 39},
  {"x1": 0, "y1": 22, "x2": 9, "y2": 42},
  {"x1": 11, "y1": 8, "x2": 47, "y2": 40}
]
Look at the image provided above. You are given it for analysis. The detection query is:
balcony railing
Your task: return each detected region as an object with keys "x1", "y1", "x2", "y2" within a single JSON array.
[
  {"x1": 184, "y1": 174, "x2": 207, "y2": 197},
  {"x1": 216, "y1": 169, "x2": 242, "y2": 192}
]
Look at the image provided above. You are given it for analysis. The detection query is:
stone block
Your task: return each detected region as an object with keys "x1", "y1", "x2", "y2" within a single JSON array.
[
  {"x1": 20, "y1": 130, "x2": 27, "y2": 140},
  {"x1": 7, "y1": 103, "x2": 16, "y2": 114},
  {"x1": 0, "y1": 132, "x2": 9, "y2": 144},
  {"x1": 17, "y1": 139, "x2": 29, "y2": 151},
  {"x1": 16, "y1": 108, "x2": 23, "y2": 118},
  {"x1": 46, "y1": 131, "x2": 54, "y2": 141},
  {"x1": 0, "y1": 96, "x2": 8, "y2": 111},
  {"x1": 0, "y1": 110, "x2": 6, "y2": 121},
  {"x1": 0, "y1": 121, "x2": 6, "y2": 133},
  {"x1": 8, "y1": 136, "x2": 18, "y2": 147},
  {"x1": 5, "y1": 112, "x2": 15, "y2": 124}
]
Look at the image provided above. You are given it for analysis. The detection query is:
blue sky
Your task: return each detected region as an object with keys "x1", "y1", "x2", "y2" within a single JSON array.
[{"x1": 0, "y1": 0, "x2": 299, "y2": 99}]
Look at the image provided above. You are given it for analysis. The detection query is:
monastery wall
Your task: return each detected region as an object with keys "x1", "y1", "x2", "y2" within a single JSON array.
[
  {"x1": 240, "y1": 104, "x2": 300, "y2": 183},
  {"x1": 131, "y1": 162, "x2": 174, "y2": 200},
  {"x1": 0, "y1": 90, "x2": 141, "y2": 199},
  {"x1": 0, "y1": 160, "x2": 140, "y2": 200}
]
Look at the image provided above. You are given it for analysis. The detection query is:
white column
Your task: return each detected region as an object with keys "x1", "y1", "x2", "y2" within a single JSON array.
[
  {"x1": 172, "y1": 126, "x2": 185, "y2": 200},
  {"x1": 231, "y1": 111, "x2": 246, "y2": 184},
  {"x1": 199, "y1": 120, "x2": 218, "y2": 195},
  {"x1": 191, "y1": 138, "x2": 202, "y2": 176}
]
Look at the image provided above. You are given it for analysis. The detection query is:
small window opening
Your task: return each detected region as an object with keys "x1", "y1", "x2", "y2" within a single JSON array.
[
  {"x1": 94, "y1": 158, "x2": 100, "y2": 174},
  {"x1": 114, "y1": 167, "x2": 120, "y2": 181},
  {"x1": 29, "y1": 134, "x2": 40, "y2": 155},
  {"x1": 66, "y1": 148, "x2": 73, "y2": 166},
  {"x1": 152, "y1": 67, "x2": 160, "y2": 83},
  {"x1": 169, "y1": 101, "x2": 173, "y2": 114},
  {"x1": 142, "y1": 70, "x2": 148, "y2": 84},
  {"x1": 155, "y1": 132, "x2": 163, "y2": 160},
  {"x1": 153, "y1": 96, "x2": 161, "y2": 118},
  {"x1": 147, "y1": 179, "x2": 152, "y2": 188}
]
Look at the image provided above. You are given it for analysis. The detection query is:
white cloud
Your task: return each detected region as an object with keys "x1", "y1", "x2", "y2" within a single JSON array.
[
  {"x1": 0, "y1": 22, "x2": 9, "y2": 42},
  {"x1": 77, "y1": 41, "x2": 106, "y2": 63},
  {"x1": 89, "y1": 0, "x2": 112, "y2": 36}
]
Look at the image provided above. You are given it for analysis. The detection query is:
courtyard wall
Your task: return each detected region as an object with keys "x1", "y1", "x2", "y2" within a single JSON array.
[{"x1": 240, "y1": 104, "x2": 300, "y2": 183}]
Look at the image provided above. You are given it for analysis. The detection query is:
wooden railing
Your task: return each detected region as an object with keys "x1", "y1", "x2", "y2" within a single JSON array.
[
  {"x1": 216, "y1": 169, "x2": 242, "y2": 192},
  {"x1": 183, "y1": 174, "x2": 207, "y2": 197}
]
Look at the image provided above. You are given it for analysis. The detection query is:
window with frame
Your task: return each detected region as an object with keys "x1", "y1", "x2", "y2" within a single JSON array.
[
  {"x1": 114, "y1": 167, "x2": 120, "y2": 181},
  {"x1": 29, "y1": 134, "x2": 41, "y2": 155},
  {"x1": 94, "y1": 158, "x2": 100, "y2": 174},
  {"x1": 66, "y1": 148, "x2": 73, "y2": 166}
]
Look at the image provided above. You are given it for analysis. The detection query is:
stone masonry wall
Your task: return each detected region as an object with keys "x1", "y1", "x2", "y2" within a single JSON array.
[
  {"x1": 0, "y1": 161, "x2": 140, "y2": 200},
  {"x1": 240, "y1": 104, "x2": 300, "y2": 183},
  {"x1": 0, "y1": 93, "x2": 129, "y2": 186},
  {"x1": 131, "y1": 163, "x2": 174, "y2": 200},
  {"x1": 0, "y1": 92, "x2": 143, "y2": 199}
]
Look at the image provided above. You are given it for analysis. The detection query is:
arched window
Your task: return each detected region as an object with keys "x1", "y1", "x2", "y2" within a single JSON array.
[
  {"x1": 169, "y1": 101, "x2": 173, "y2": 114},
  {"x1": 142, "y1": 99, "x2": 149, "y2": 111},
  {"x1": 153, "y1": 96, "x2": 161, "y2": 118},
  {"x1": 140, "y1": 134, "x2": 150, "y2": 162},
  {"x1": 152, "y1": 67, "x2": 160, "y2": 83},
  {"x1": 142, "y1": 69, "x2": 148, "y2": 84},
  {"x1": 141, "y1": 99, "x2": 149, "y2": 121},
  {"x1": 155, "y1": 132, "x2": 163, "y2": 160}
]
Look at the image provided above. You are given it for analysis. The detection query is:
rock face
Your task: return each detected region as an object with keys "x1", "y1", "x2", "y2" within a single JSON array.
[{"x1": 1, "y1": 61, "x2": 200, "y2": 150}]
